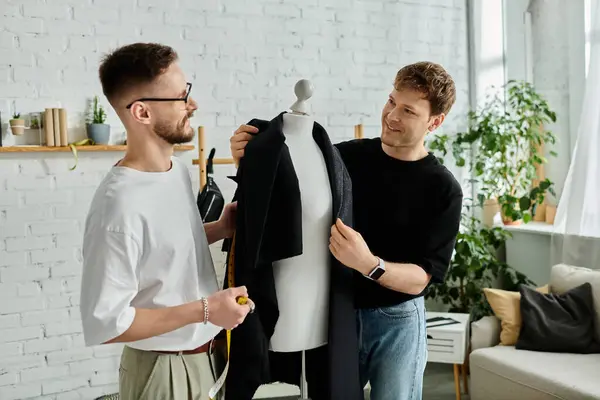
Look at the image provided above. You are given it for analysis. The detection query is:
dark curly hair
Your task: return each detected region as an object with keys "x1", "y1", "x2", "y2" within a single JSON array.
[
  {"x1": 394, "y1": 61, "x2": 456, "y2": 116},
  {"x1": 98, "y1": 42, "x2": 178, "y2": 103}
]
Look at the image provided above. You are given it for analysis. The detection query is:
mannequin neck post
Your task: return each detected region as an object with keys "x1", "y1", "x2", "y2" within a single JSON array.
[{"x1": 283, "y1": 112, "x2": 314, "y2": 136}]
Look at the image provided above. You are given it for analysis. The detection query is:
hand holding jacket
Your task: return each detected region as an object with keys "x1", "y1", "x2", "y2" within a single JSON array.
[
  {"x1": 330, "y1": 218, "x2": 379, "y2": 275},
  {"x1": 230, "y1": 124, "x2": 259, "y2": 165}
]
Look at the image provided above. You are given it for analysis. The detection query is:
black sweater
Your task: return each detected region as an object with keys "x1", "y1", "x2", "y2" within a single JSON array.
[{"x1": 335, "y1": 137, "x2": 463, "y2": 309}]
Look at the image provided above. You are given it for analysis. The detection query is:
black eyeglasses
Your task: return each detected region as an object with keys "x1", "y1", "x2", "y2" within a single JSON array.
[{"x1": 126, "y1": 82, "x2": 192, "y2": 109}]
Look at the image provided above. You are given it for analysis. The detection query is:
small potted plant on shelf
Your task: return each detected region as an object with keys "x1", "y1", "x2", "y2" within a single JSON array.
[
  {"x1": 428, "y1": 80, "x2": 558, "y2": 225},
  {"x1": 9, "y1": 112, "x2": 25, "y2": 135},
  {"x1": 30, "y1": 113, "x2": 40, "y2": 129},
  {"x1": 86, "y1": 95, "x2": 109, "y2": 144}
]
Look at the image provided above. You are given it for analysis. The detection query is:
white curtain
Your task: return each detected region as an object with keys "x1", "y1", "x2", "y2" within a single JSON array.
[{"x1": 551, "y1": 0, "x2": 600, "y2": 269}]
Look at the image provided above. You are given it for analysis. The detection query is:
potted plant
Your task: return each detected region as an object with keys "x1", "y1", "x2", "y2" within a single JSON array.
[
  {"x1": 429, "y1": 80, "x2": 558, "y2": 225},
  {"x1": 9, "y1": 112, "x2": 25, "y2": 135},
  {"x1": 86, "y1": 96, "x2": 109, "y2": 144},
  {"x1": 30, "y1": 114, "x2": 40, "y2": 129},
  {"x1": 425, "y1": 205, "x2": 536, "y2": 322}
]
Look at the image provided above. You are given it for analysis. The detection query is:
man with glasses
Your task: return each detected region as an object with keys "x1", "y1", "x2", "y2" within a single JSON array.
[{"x1": 79, "y1": 42, "x2": 253, "y2": 400}]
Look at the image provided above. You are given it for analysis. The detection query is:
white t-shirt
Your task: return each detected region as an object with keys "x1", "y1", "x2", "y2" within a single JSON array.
[{"x1": 79, "y1": 156, "x2": 221, "y2": 351}]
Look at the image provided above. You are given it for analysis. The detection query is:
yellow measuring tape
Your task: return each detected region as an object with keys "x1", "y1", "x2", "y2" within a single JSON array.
[
  {"x1": 208, "y1": 232, "x2": 243, "y2": 399},
  {"x1": 67, "y1": 138, "x2": 95, "y2": 170}
]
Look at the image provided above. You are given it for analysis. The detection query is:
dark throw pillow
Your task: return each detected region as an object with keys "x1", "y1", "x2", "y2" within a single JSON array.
[{"x1": 516, "y1": 282, "x2": 600, "y2": 354}]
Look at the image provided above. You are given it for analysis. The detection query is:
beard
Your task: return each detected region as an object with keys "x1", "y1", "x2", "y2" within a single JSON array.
[{"x1": 153, "y1": 112, "x2": 194, "y2": 145}]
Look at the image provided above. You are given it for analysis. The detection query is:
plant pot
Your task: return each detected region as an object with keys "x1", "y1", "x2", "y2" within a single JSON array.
[
  {"x1": 9, "y1": 119, "x2": 25, "y2": 135},
  {"x1": 86, "y1": 123, "x2": 110, "y2": 144},
  {"x1": 545, "y1": 205, "x2": 557, "y2": 224},
  {"x1": 533, "y1": 202, "x2": 547, "y2": 222},
  {"x1": 482, "y1": 198, "x2": 500, "y2": 227},
  {"x1": 501, "y1": 208, "x2": 522, "y2": 226}
]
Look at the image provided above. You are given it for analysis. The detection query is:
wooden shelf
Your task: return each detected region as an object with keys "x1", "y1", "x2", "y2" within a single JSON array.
[
  {"x1": 0, "y1": 144, "x2": 195, "y2": 153},
  {"x1": 192, "y1": 157, "x2": 235, "y2": 165}
]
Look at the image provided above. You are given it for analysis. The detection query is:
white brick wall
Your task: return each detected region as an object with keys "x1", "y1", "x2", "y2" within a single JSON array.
[{"x1": 0, "y1": 0, "x2": 469, "y2": 398}]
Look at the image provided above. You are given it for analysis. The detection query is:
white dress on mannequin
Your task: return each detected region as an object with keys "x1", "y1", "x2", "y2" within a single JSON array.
[{"x1": 269, "y1": 81, "x2": 333, "y2": 353}]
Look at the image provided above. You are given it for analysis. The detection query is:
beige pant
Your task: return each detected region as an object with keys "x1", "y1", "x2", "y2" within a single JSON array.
[{"x1": 119, "y1": 345, "x2": 220, "y2": 400}]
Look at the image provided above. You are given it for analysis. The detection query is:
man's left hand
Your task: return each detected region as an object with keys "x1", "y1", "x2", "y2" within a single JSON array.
[
  {"x1": 329, "y1": 218, "x2": 378, "y2": 275},
  {"x1": 219, "y1": 202, "x2": 237, "y2": 238}
]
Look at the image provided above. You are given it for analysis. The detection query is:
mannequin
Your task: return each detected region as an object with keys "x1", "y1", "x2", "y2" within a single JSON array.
[
  {"x1": 222, "y1": 79, "x2": 362, "y2": 400},
  {"x1": 271, "y1": 80, "x2": 333, "y2": 399}
]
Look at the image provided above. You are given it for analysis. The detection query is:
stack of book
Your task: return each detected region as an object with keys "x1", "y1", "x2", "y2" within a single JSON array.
[
  {"x1": 426, "y1": 316, "x2": 460, "y2": 328},
  {"x1": 44, "y1": 108, "x2": 68, "y2": 146}
]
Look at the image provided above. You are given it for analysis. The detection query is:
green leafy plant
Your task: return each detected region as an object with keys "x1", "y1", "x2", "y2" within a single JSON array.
[
  {"x1": 429, "y1": 80, "x2": 558, "y2": 224},
  {"x1": 86, "y1": 96, "x2": 107, "y2": 124},
  {"x1": 30, "y1": 115, "x2": 40, "y2": 129},
  {"x1": 425, "y1": 204, "x2": 536, "y2": 321},
  {"x1": 12, "y1": 112, "x2": 21, "y2": 119}
]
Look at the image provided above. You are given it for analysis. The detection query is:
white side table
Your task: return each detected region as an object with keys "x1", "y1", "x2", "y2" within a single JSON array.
[{"x1": 425, "y1": 311, "x2": 470, "y2": 400}]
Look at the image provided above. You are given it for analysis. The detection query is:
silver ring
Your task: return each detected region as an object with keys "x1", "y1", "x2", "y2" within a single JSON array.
[{"x1": 249, "y1": 302, "x2": 255, "y2": 314}]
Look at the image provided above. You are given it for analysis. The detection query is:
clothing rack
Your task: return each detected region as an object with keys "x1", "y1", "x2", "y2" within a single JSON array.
[
  {"x1": 192, "y1": 124, "x2": 365, "y2": 189},
  {"x1": 191, "y1": 126, "x2": 238, "y2": 189}
]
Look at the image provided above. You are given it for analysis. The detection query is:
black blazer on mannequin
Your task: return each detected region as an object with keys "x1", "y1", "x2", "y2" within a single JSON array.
[{"x1": 222, "y1": 112, "x2": 362, "y2": 400}]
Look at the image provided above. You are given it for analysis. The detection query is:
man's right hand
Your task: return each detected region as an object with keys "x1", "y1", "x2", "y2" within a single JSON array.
[
  {"x1": 230, "y1": 124, "x2": 259, "y2": 165},
  {"x1": 206, "y1": 286, "x2": 254, "y2": 330}
]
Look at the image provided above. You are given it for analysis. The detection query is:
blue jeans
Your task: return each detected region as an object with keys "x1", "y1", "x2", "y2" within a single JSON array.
[{"x1": 357, "y1": 297, "x2": 427, "y2": 400}]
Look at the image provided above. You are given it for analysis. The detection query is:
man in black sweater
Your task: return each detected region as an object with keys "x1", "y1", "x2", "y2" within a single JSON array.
[{"x1": 230, "y1": 61, "x2": 463, "y2": 400}]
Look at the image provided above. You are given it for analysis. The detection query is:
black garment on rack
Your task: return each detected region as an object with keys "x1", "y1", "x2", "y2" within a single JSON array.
[{"x1": 222, "y1": 112, "x2": 362, "y2": 400}]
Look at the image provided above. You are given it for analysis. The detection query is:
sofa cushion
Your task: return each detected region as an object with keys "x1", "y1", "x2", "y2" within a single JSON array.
[
  {"x1": 470, "y1": 345, "x2": 600, "y2": 399},
  {"x1": 483, "y1": 285, "x2": 549, "y2": 346},
  {"x1": 516, "y1": 283, "x2": 600, "y2": 354},
  {"x1": 550, "y1": 264, "x2": 600, "y2": 344}
]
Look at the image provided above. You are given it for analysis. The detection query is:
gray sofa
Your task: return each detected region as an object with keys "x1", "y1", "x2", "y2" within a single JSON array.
[{"x1": 469, "y1": 264, "x2": 600, "y2": 400}]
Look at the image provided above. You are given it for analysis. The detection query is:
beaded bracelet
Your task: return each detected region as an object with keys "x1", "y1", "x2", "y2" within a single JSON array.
[{"x1": 201, "y1": 297, "x2": 209, "y2": 325}]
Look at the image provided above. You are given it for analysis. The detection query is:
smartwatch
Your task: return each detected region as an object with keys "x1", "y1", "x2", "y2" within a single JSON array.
[{"x1": 367, "y1": 257, "x2": 386, "y2": 281}]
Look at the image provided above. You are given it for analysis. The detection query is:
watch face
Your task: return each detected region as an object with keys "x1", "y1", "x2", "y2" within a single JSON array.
[{"x1": 370, "y1": 267, "x2": 385, "y2": 280}]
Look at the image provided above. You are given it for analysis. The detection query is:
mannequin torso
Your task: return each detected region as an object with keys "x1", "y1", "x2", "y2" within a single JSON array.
[{"x1": 270, "y1": 112, "x2": 333, "y2": 352}]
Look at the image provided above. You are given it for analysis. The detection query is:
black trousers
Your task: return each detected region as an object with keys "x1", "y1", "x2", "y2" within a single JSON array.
[{"x1": 268, "y1": 344, "x2": 329, "y2": 400}]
